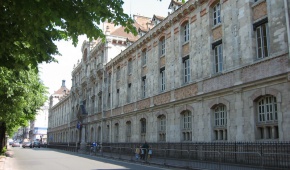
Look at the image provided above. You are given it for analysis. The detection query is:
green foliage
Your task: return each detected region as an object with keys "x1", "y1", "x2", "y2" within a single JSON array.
[
  {"x1": 0, "y1": 0, "x2": 137, "y2": 70},
  {"x1": 0, "y1": 66, "x2": 48, "y2": 135},
  {"x1": 1, "y1": 147, "x2": 7, "y2": 155}
]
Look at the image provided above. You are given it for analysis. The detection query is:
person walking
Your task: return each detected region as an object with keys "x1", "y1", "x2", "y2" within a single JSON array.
[
  {"x1": 148, "y1": 146, "x2": 152, "y2": 160},
  {"x1": 135, "y1": 145, "x2": 141, "y2": 160},
  {"x1": 141, "y1": 142, "x2": 149, "y2": 160},
  {"x1": 140, "y1": 145, "x2": 145, "y2": 160}
]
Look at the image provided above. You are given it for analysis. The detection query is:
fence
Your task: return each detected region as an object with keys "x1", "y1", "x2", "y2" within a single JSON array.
[{"x1": 48, "y1": 142, "x2": 290, "y2": 170}]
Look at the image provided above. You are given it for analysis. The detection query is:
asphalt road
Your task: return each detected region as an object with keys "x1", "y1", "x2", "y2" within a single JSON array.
[{"x1": 7, "y1": 146, "x2": 173, "y2": 170}]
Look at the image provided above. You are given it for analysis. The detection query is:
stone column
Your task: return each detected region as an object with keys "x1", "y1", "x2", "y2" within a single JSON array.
[{"x1": 79, "y1": 125, "x2": 87, "y2": 153}]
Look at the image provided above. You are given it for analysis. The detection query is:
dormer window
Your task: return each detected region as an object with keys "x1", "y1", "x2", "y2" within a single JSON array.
[
  {"x1": 213, "y1": 3, "x2": 221, "y2": 26},
  {"x1": 182, "y1": 21, "x2": 190, "y2": 43},
  {"x1": 142, "y1": 49, "x2": 147, "y2": 66}
]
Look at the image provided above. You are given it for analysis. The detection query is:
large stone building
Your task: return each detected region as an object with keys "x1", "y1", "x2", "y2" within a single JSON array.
[{"x1": 48, "y1": 0, "x2": 290, "y2": 146}]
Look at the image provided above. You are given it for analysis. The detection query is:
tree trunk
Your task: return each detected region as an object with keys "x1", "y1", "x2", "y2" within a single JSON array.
[{"x1": 0, "y1": 122, "x2": 6, "y2": 152}]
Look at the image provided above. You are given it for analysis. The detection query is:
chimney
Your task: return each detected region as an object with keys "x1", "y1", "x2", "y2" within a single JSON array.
[
  {"x1": 62, "y1": 80, "x2": 66, "y2": 87},
  {"x1": 105, "y1": 26, "x2": 110, "y2": 35}
]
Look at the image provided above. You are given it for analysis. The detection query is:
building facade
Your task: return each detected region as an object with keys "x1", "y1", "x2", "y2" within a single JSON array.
[
  {"x1": 48, "y1": 0, "x2": 290, "y2": 145},
  {"x1": 48, "y1": 80, "x2": 71, "y2": 143},
  {"x1": 29, "y1": 105, "x2": 49, "y2": 143}
]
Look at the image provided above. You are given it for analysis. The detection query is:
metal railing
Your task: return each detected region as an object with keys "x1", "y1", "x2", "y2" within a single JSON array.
[{"x1": 47, "y1": 142, "x2": 290, "y2": 170}]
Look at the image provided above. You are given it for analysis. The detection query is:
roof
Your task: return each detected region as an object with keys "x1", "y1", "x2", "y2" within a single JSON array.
[
  {"x1": 152, "y1": 15, "x2": 165, "y2": 21},
  {"x1": 53, "y1": 86, "x2": 70, "y2": 95},
  {"x1": 168, "y1": 0, "x2": 183, "y2": 9}
]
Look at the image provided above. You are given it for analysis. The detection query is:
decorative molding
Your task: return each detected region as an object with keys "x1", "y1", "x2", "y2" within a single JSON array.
[
  {"x1": 200, "y1": 8, "x2": 207, "y2": 17},
  {"x1": 190, "y1": 15, "x2": 197, "y2": 23}
]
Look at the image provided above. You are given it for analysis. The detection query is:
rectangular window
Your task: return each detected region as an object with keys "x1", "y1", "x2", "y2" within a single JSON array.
[
  {"x1": 141, "y1": 120, "x2": 146, "y2": 133},
  {"x1": 107, "y1": 92, "x2": 111, "y2": 108},
  {"x1": 128, "y1": 60, "x2": 132, "y2": 74},
  {"x1": 159, "y1": 117, "x2": 166, "y2": 131},
  {"x1": 108, "y1": 73, "x2": 111, "y2": 86},
  {"x1": 256, "y1": 23, "x2": 269, "y2": 59},
  {"x1": 183, "y1": 22, "x2": 189, "y2": 43},
  {"x1": 215, "y1": 130, "x2": 218, "y2": 140},
  {"x1": 214, "y1": 44, "x2": 223, "y2": 73},
  {"x1": 160, "y1": 38, "x2": 165, "y2": 56},
  {"x1": 142, "y1": 50, "x2": 147, "y2": 66},
  {"x1": 116, "y1": 89, "x2": 119, "y2": 107},
  {"x1": 116, "y1": 68, "x2": 120, "y2": 81},
  {"x1": 259, "y1": 127, "x2": 264, "y2": 139},
  {"x1": 127, "y1": 83, "x2": 131, "y2": 103},
  {"x1": 213, "y1": 3, "x2": 221, "y2": 26},
  {"x1": 98, "y1": 96, "x2": 102, "y2": 112},
  {"x1": 115, "y1": 124, "x2": 119, "y2": 142},
  {"x1": 274, "y1": 126, "x2": 279, "y2": 139},
  {"x1": 183, "y1": 56, "x2": 190, "y2": 84},
  {"x1": 183, "y1": 112, "x2": 191, "y2": 130},
  {"x1": 126, "y1": 122, "x2": 131, "y2": 142},
  {"x1": 160, "y1": 67, "x2": 166, "y2": 92},
  {"x1": 142, "y1": 76, "x2": 146, "y2": 98}
]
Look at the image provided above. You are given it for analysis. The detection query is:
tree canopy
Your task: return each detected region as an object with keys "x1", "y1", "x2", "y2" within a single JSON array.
[
  {"x1": 0, "y1": 67, "x2": 47, "y2": 136},
  {"x1": 0, "y1": 0, "x2": 136, "y2": 70}
]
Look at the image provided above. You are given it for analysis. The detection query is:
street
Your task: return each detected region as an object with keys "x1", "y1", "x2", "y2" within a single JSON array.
[{"x1": 6, "y1": 146, "x2": 172, "y2": 170}]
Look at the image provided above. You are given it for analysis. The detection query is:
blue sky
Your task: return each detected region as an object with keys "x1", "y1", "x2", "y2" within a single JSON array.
[{"x1": 39, "y1": 0, "x2": 171, "y2": 95}]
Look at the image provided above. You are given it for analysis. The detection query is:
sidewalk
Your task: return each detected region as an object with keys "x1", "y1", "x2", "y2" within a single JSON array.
[{"x1": 0, "y1": 146, "x2": 14, "y2": 170}]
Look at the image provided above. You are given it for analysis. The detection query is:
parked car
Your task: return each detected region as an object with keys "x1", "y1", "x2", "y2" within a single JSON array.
[
  {"x1": 8, "y1": 139, "x2": 13, "y2": 145},
  {"x1": 22, "y1": 142, "x2": 31, "y2": 148},
  {"x1": 12, "y1": 142, "x2": 20, "y2": 147},
  {"x1": 30, "y1": 141, "x2": 40, "y2": 148}
]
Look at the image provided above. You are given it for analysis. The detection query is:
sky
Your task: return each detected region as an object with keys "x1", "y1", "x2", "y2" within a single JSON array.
[{"x1": 39, "y1": 0, "x2": 171, "y2": 95}]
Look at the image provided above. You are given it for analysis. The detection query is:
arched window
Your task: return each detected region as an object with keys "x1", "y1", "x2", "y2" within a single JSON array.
[
  {"x1": 106, "y1": 125, "x2": 110, "y2": 142},
  {"x1": 97, "y1": 126, "x2": 101, "y2": 143},
  {"x1": 90, "y1": 127, "x2": 94, "y2": 143},
  {"x1": 140, "y1": 118, "x2": 146, "y2": 141},
  {"x1": 213, "y1": 104, "x2": 227, "y2": 141},
  {"x1": 158, "y1": 115, "x2": 166, "y2": 142},
  {"x1": 71, "y1": 131, "x2": 74, "y2": 142},
  {"x1": 114, "y1": 123, "x2": 119, "y2": 143},
  {"x1": 181, "y1": 110, "x2": 192, "y2": 141},
  {"x1": 256, "y1": 95, "x2": 279, "y2": 140},
  {"x1": 126, "y1": 121, "x2": 131, "y2": 142}
]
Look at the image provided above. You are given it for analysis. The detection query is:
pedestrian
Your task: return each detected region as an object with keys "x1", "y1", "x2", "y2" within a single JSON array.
[
  {"x1": 148, "y1": 146, "x2": 152, "y2": 160},
  {"x1": 142, "y1": 141, "x2": 149, "y2": 160},
  {"x1": 140, "y1": 145, "x2": 145, "y2": 160},
  {"x1": 93, "y1": 141, "x2": 97, "y2": 153},
  {"x1": 135, "y1": 146, "x2": 141, "y2": 160}
]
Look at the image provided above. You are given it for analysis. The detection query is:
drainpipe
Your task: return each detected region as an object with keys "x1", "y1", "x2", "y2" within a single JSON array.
[{"x1": 284, "y1": 0, "x2": 290, "y2": 63}]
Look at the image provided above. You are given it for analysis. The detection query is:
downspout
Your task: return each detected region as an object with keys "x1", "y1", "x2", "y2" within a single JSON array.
[
  {"x1": 111, "y1": 64, "x2": 113, "y2": 117},
  {"x1": 110, "y1": 63, "x2": 114, "y2": 143},
  {"x1": 285, "y1": 0, "x2": 290, "y2": 62},
  {"x1": 101, "y1": 43, "x2": 106, "y2": 145},
  {"x1": 101, "y1": 66, "x2": 105, "y2": 144}
]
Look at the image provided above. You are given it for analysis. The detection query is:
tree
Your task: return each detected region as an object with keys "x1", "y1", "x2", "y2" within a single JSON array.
[
  {"x1": 0, "y1": 0, "x2": 136, "y2": 70},
  {"x1": 0, "y1": 66, "x2": 47, "y2": 151}
]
